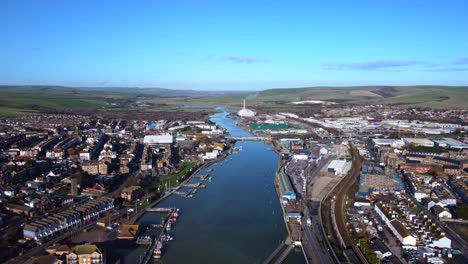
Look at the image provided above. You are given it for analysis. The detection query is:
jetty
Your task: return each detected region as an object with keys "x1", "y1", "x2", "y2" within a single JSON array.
[{"x1": 138, "y1": 209, "x2": 179, "y2": 264}]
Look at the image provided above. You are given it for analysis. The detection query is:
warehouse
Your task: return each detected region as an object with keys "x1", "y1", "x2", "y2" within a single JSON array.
[
  {"x1": 327, "y1": 159, "x2": 351, "y2": 176},
  {"x1": 278, "y1": 170, "x2": 296, "y2": 200},
  {"x1": 402, "y1": 138, "x2": 434, "y2": 147},
  {"x1": 432, "y1": 138, "x2": 468, "y2": 149},
  {"x1": 143, "y1": 134, "x2": 174, "y2": 144}
]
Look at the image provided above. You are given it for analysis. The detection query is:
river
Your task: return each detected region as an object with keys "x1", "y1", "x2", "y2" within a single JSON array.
[{"x1": 124, "y1": 108, "x2": 304, "y2": 263}]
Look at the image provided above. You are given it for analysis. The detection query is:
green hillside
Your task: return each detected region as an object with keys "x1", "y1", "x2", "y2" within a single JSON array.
[{"x1": 191, "y1": 86, "x2": 468, "y2": 109}]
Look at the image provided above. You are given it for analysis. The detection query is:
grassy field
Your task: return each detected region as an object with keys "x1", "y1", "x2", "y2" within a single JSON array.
[
  {"x1": 189, "y1": 85, "x2": 468, "y2": 109},
  {"x1": 158, "y1": 161, "x2": 198, "y2": 189},
  {"x1": 1, "y1": 85, "x2": 466, "y2": 117},
  {"x1": 0, "y1": 86, "x2": 221, "y2": 117}
]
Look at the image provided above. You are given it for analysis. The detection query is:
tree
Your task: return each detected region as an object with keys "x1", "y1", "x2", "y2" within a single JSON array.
[
  {"x1": 67, "y1": 147, "x2": 77, "y2": 156},
  {"x1": 456, "y1": 203, "x2": 468, "y2": 220}
]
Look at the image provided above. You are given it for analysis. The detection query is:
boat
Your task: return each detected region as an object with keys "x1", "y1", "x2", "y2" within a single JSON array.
[
  {"x1": 199, "y1": 184, "x2": 206, "y2": 189},
  {"x1": 208, "y1": 168, "x2": 214, "y2": 172},
  {"x1": 162, "y1": 234, "x2": 173, "y2": 242},
  {"x1": 153, "y1": 241, "x2": 163, "y2": 259},
  {"x1": 166, "y1": 223, "x2": 172, "y2": 231}
]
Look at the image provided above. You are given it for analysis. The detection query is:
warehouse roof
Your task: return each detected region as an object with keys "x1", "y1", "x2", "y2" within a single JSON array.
[{"x1": 143, "y1": 134, "x2": 174, "y2": 144}]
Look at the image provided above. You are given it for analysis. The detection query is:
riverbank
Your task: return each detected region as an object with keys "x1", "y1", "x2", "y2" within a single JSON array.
[{"x1": 128, "y1": 146, "x2": 232, "y2": 223}]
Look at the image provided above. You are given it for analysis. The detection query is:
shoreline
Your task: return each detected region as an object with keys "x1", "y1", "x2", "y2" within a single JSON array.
[{"x1": 128, "y1": 146, "x2": 232, "y2": 223}]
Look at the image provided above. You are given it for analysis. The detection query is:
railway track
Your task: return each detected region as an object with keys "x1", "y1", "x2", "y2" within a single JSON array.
[{"x1": 332, "y1": 143, "x2": 368, "y2": 264}]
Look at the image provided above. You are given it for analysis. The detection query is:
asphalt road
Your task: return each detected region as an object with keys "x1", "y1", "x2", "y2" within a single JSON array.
[{"x1": 302, "y1": 201, "x2": 334, "y2": 264}]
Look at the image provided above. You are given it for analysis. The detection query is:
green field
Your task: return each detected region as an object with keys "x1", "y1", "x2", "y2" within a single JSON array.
[
  {"x1": 0, "y1": 86, "x2": 220, "y2": 117},
  {"x1": 158, "y1": 161, "x2": 198, "y2": 189},
  {"x1": 1, "y1": 85, "x2": 466, "y2": 117},
  {"x1": 189, "y1": 85, "x2": 468, "y2": 109},
  {"x1": 249, "y1": 122, "x2": 291, "y2": 130}
]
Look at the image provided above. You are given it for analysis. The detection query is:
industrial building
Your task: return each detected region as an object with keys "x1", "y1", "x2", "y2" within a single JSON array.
[
  {"x1": 277, "y1": 170, "x2": 296, "y2": 200},
  {"x1": 327, "y1": 159, "x2": 351, "y2": 176},
  {"x1": 432, "y1": 137, "x2": 468, "y2": 149},
  {"x1": 402, "y1": 138, "x2": 434, "y2": 147},
  {"x1": 143, "y1": 134, "x2": 174, "y2": 144},
  {"x1": 237, "y1": 100, "x2": 256, "y2": 117}
]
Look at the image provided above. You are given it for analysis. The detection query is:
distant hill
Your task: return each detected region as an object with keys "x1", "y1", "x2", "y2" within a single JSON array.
[
  {"x1": 0, "y1": 85, "x2": 243, "y2": 116},
  {"x1": 192, "y1": 85, "x2": 468, "y2": 109},
  {"x1": 0, "y1": 85, "x2": 240, "y2": 97},
  {"x1": 1, "y1": 85, "x2": 466, "y2": 116}
]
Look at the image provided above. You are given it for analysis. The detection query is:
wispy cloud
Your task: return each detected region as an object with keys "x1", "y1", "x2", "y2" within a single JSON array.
[
  {"x1": 423, "y1": 57, "x2": 468, "y2": 71},
  {"x1": 452, "y1": 57, "x2": 468, "y2": 65},
  {"x1": 219, "y1": 55, "x2": 271, "y2": 64},
  {"x1": 424, "y1": 67, "x2": 468, "y2": 72},
  {"x1": 323, "y1": 60, "x2": 421, "y2": 71}
]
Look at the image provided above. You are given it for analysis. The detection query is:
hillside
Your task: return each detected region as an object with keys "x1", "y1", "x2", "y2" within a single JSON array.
[
  {"x1": 0, "y1": 85, "x2": 238, "y2": 116},
  {"x1": 191, "y1": 85, "x2": 468, "y2": 110}
]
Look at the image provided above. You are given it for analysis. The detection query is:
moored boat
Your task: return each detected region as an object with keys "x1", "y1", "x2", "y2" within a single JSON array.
[{"x1": 153, "y1": 241, "x2": 163, "y2": 258}]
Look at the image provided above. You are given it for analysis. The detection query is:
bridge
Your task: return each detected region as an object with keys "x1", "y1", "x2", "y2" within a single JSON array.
[{"x1": 228, "y1": 136, "x2": 270, "y2": 141}]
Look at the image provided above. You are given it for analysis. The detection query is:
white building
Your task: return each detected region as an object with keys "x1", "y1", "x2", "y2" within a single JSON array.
[
  {"x1": 79, "y1": 151, "x2": 91, "y2": 161},
  {"x1": 319, "y1": 147, "x2": 328, "y2": 156},
  {"x1": 372, "y1": 139, "x2": 405, "y2": 148},
  {"x1": 429, "y1": 236, "x2": 452, "y2": 249},
  {"x1": 143, "y1": 134, "x2": 174, "y2": 144},
  {"x1": 402, "y1": 138, "x2": 434, "y2": 147},
  {"x1": 292, "y1": 153, "x2": 309, "y2": 160},
  {"x1": 433, "y1": 205, "x2": 452, "y2": 219},
  {"x1": 201, "y1": 151, "x2": 219, "y2": 160},
  {"x1": 327, "y1": 160, "x2": 351, "y2": 176},
  {"x1": 388, "y1": 219, "x2": 417, "y2": 246},
  {"x1": 375, "y1": 204, "x2": 417, "y2": 246},
  {"x1": 238, "y1": 100, "x2": 256, "y2": 117}
]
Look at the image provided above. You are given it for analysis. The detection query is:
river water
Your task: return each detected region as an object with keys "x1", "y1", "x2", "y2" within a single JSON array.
[{"x1": 125, "y1": 109, "x2": 299, "y2": 263}]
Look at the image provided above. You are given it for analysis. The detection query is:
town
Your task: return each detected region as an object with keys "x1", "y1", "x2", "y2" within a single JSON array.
[
  {"x1": 0, "y1": 101, "x2": 466, "y2": 264},
  {"x1": 0, "y1": 113, "x2": 232, "y2": 263}
]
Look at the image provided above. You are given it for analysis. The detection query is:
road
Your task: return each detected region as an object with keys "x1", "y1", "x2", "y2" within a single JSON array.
[{"x1": 302, "y1": 201, "x2": 334, "y2": 264}]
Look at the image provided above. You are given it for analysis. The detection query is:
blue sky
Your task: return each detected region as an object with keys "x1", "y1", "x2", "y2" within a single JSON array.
[{"x1": 2, "y1": 0, "x2": 468, "y2": 90}]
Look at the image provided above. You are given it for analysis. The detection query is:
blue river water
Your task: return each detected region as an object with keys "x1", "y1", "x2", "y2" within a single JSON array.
[{"x1": 124, "y1": 109, "x2": 301, "y2": 263}]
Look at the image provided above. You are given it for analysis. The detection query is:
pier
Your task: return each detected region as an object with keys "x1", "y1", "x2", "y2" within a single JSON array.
[
  {"x1": 263, "y1": 241, "x2": 294, "y2": 264},
  {"x1": 145, "y1": 207, "x2": 175, "y2": 212},
  {"x1": 136, "y1": 225, "x2": 164, "y2": 245},
  {"x1": 138, "y1": 209, "x2": 178, "y2": 264},
  {"x1": 193, "y1": 174, "x2": 209, "y2": 180},
  {"x1": 184, "y1": 182, "x2": 201, "y2": 188}
]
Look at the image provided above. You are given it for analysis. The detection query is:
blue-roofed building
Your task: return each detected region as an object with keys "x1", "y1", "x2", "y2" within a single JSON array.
[
  {"x1": 278, "y1": 170, "x2": 296, "y2": 200},
  {"x1": 285, "y1": 212, "x2": 302, "y2": 222},
  {"x1": 146, "y1": 122, "x2": 161, "y2": 130}
]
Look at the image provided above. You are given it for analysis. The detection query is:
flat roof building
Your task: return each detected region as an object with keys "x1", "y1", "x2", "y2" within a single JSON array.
[{"x1": 143, "y1": 134, "x2": 174, "y2": 144}]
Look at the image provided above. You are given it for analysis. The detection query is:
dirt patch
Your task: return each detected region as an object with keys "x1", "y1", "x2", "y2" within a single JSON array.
[
  {"x1": 350, "y1": 90, "x2": 383, "y2": 98},
  {"x1": 372, "y1": 86, "x2": 398, "y2": 98},
  {"x1": 311, "y1": 176, "x2": 339, "y2": 201}
]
